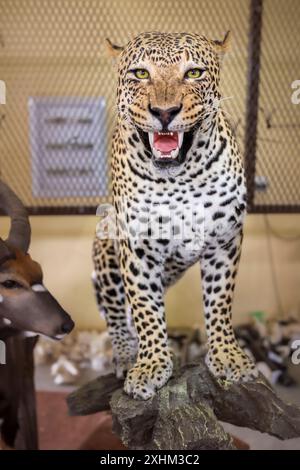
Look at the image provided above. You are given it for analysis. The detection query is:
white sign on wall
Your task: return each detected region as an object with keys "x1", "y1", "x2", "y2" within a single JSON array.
[{"x1": 28, "y1": 96, "x2": 108, "y2": 198}]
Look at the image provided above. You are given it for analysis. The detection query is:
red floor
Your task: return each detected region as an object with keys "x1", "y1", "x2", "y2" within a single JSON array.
[{"x1": 37, "y1": 391, "x2": 125, "y2": 450}]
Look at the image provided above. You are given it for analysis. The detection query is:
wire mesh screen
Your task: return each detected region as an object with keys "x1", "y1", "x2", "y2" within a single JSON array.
[
  {"x1": 1, "y1": 1, "x2": 299, "y2": 214},
  {"x1": 248, "y1": 0, "x2": 300, "y2": 212},
  {"x1": 0, "y1": 0, "x2": 249, "y2": 214}
]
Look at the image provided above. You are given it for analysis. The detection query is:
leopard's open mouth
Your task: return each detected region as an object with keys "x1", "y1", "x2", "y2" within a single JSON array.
[{"x1": 138, "y1": 129, "x2": 195, "y2": 168}]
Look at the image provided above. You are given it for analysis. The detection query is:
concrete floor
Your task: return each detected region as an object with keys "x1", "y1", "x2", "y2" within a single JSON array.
[{"x1": 35, "y1": 365, "x2": 300, "y2": 450}]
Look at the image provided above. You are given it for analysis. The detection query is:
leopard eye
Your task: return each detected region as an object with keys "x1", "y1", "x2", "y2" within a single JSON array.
[
  {"x1": 133, "y1": 69, "x2": 150, "y2": 80},
  {"x1": 185, "y1": 68, "x2": 205, "y2": 80}
]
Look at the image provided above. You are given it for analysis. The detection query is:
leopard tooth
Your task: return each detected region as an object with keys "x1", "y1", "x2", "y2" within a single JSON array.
[
  {"x1": 171, "y1": 148, "x2": 179, "y2": 159},
  {"x1": 148, "y1": 131, "x2": 154, "y2": 148},
  {"x1": 153, "y1": 148, "x2": 162, "y2": 159},
  {"x1": 178, "y1": 131, "x2": 184, "y2": 149},
  {"x1": 153, "y1": 147, "x2": 179, "y2": 160}
]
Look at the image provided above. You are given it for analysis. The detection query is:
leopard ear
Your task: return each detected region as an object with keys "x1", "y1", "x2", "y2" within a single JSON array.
[
  {"x1": 212, "y1": 31, "x2": 231, "y2": 59},
  {"x1": 105, "y1": 38, "x2": 124, "y2": 58}
]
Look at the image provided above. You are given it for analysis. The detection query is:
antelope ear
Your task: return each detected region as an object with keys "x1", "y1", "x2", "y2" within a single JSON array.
[
  {"x1": 105, "y1": 38, "x2": 124, "y2": 58},
  {"x1": 212, "y1": 30, "x2": 231, "y2": 59}
]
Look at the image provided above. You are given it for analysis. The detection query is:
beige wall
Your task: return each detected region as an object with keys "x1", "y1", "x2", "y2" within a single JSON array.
[
  {"x1": 1, "y1": 214, "x2": 299, "y2": 330},
  {"x1": 1, "y1": 0, "x2": 299, "y2": 330}
]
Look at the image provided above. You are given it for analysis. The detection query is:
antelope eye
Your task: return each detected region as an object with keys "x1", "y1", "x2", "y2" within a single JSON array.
[
  {"x1": 1, "y1": 280, "x2": 22, "y2": 289},
  {"x1": 133, "y1": 69, "x2": 150, "y2": 80},
  {"x1": 185, "y1": 68, "x2": 205, "y2": 79}
]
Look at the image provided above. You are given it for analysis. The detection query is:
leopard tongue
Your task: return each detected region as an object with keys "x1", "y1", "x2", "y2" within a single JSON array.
[{"x1": 154, "y1": 132, "x2": 179, "y2": 154}]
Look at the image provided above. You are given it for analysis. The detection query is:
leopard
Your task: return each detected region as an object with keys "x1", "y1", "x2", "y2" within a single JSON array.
[{"x1": 92, "y1": 31, "x2": 258, "y2": 400}]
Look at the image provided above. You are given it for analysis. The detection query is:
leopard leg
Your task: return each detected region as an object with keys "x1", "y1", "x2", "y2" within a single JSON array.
[
  {"x1": 92, "y1": 237, "x2": 138, "y2": 378},
  {"x1": 200, "y1": 233, "x2": 258, "y2": 382},
  {"x1": 119, "y1": 240, "x2": 173, "y2": 400}
]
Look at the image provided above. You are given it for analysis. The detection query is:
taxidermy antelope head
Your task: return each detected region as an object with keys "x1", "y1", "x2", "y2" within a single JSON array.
[{"x1": 0, "y1": 181, "x2": 74, "y2": 339}]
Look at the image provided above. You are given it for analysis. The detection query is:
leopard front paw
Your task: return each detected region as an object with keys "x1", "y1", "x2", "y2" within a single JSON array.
[
  {"x1": 124, "y1": 355, "x2": 173, "y2": 400},
  {"x1": 205, "y1": 343, "x2": 258, "y2": 383}
]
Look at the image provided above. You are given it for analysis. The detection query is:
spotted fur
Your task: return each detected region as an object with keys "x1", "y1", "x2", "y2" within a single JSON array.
[{"x1": 92, "y1": 32, "x2": 257, "y2": 400}]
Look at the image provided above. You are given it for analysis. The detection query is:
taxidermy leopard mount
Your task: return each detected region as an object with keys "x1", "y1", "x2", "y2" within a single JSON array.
[{"x1": 92, "y1": 31, "x2": 257, "y2": 400}]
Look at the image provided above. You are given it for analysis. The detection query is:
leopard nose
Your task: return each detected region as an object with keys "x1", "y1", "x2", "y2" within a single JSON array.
[{"x1": 149, "y1": 104, "x2": 182, "y2": 128}]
